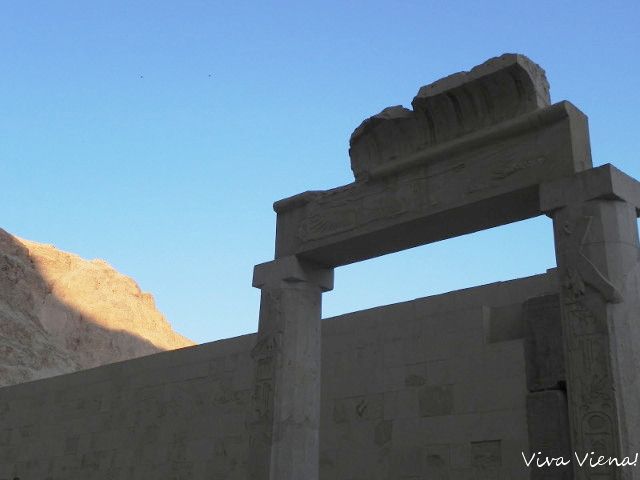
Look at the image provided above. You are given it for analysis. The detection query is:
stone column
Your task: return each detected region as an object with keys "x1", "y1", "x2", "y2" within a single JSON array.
[
  {"x1": 247, "y1": 255, "x2": 334, "y2": 480},
  {"x1": 541, "y1": 165, "x2": 640, "y2": 480}
]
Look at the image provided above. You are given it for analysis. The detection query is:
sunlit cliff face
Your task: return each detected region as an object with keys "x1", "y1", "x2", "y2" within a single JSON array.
[{"x1": 0, "y1": 228, "x2": 193, "y2": 387}]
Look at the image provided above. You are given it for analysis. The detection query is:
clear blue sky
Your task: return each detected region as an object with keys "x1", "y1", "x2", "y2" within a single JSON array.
[{"x1": 2, "y1": 1, "x2": 639, "y2": 343}]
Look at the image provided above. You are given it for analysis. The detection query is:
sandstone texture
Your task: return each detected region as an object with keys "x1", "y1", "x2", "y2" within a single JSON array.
[{"x1": 0, "y1": 228, "x2": 193, "y2": 387}]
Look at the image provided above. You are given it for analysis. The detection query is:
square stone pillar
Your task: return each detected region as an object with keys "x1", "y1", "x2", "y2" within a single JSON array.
[
  {"x1": 541, "y1": 165, "x2": 640, "y2": 480},
  {"x1": 248, "y1": 256, "x2": 334, "y2": 480}
]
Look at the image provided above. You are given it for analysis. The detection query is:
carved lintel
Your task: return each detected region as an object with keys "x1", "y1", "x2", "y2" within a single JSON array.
[{"x1": 274, "y1": 101, "x2": 591, "y2": 266}]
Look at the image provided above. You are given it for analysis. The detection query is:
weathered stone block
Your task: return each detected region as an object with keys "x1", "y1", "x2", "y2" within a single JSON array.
[
  {"x1": 425, "y1": 443, "x2": 450, "y2": 468},
  {"x1": 540, "y1": 162, "x2": 640, "y2": 214},
  {"x1": 471, "y1": 440, "x2": 502, "y2": 480},
  {"x1": 390, "y1": 446, "x2": 424, "y2": 477},
  {"x1": 350, "y1": 54, "x2": 551, "y2": 181},
  {"x1": 252, "y1": 255, "x2": 334, "y2": 291},
  {"x1": 526, "y1": 391, "x2": 572, "y2": 480},
  {"x1": 374, "y1": 420, "x2": 393, "y2": 446},
  {"x1": 419, "y1": 384, "x2": 454, "y2": 417},
  {"x1": 484, "y1": 303, "x2": 524, "y2": 343},
  {"x1": 523, "y1": 294, "x2": 565, "y2": 391}
]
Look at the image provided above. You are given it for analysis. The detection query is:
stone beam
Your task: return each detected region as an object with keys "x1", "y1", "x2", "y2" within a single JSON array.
[{"x1": 275, "y1": 101, "x2": 592, "y2": 267}]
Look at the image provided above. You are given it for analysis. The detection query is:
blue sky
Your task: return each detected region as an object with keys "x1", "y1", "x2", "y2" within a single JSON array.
[{"x1": 2, "y1": 1, "x2": 639, "y2": 343}]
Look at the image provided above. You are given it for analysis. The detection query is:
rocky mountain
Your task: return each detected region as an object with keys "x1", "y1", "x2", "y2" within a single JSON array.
[{"x1": 0, "y1": 228, "x2": 194, "y2": 387}]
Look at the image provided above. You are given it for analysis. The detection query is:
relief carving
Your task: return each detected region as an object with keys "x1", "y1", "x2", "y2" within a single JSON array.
[
  {"x1": 564, "y1": 300, "x2": 602, "y2": 338},
  {"x1": 250, "y1": 330, "x2": 282, "y2": 424},
  {"x1": 251, "y1": 331, "x2": 283, "y2": 361},
  {"x1": 561, "y1": 215, "x2": 623, "y2": 304},
  {"x1": 299, "y1": 207, "x2": 358, "y2": 241},
  {"x1": 297, "y1": 164, "x2": 460, "y2": 243},
  {"x1": 255, "y1": 357, "x2": 274, "y2": 381},
  {"x1": 467, "y1": 154, "x2": 545, "y2": 193},
  {"x1": 355, "y1": 398, "x2": 368, "y2": 418},
  {"x1": 561, "y1": 296, "x2": 619, "y2": 476},
  {"x1": 252, "y1": 380, "x2": 274, "y2": 421},
  {"x1": 491, "y1": 155, "x2": 545, "y2": 180},
  {"x1": 582, "y1": 412, "x2": 616, "y2": 479},
  {"x1": 297, "y1": 181, "x2": 424, "y2": 242}
]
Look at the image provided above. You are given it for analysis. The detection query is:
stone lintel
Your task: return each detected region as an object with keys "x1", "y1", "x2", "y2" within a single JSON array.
[
  {"x1": 540, "y1": 163, "x2": 640, "y2": 214},
  {"x1": 253, "y1": 255, "x2": 334, "y2": 291},
  {"x1": 274, "y1": 101, "x2": 591, "y2": 267},
  {"x1": 292, "y1": 187, "x2": 541, "y2": 267}
]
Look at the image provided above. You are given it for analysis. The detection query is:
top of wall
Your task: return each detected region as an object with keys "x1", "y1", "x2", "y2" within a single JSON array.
[{"x1": 0, "y1": 270, "x2": 557, "y2": 397}]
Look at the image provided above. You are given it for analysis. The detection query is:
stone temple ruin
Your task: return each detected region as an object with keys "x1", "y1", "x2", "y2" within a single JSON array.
[{"x1": 2, "y1": 53, "x2": 640, "y2": 480}]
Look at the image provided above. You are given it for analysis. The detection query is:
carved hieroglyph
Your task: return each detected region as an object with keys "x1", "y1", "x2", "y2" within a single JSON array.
[{"x1": 552, "y1": 199, "x2": 639, "y2": 480}]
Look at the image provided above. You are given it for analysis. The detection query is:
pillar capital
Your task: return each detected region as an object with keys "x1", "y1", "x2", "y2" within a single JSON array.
[
  {"x1": 252, "y1": 256, "x2": 334, "y2": 292},
  {"x1": 540, "y1": 163, "x2": 640, "y2": 214}
]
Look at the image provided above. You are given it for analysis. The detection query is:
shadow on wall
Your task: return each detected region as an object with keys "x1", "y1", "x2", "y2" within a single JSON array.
[{"x1": 0, "y1": 228, "x2": 193, "y2": 388}]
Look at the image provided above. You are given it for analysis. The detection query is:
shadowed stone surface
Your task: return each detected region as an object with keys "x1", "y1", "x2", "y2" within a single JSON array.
[
  {"x1": 523, "y1": 294, "x2": 565, "y2": 391},
  {"x1": 0, "y1": 273, "x2": 553, "y2": 479},
  {"x1": 542, "y1": 167, "x2": 640, "y2": 480},
  {"x1": 526, "y1": 390, "x2": 572, "y2": 480},
  {"x1": 350, "y1": 54, "x2": 551, "y2": 181}
]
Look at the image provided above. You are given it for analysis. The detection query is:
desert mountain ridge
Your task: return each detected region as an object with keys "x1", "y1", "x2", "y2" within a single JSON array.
[{"x1": 0, "y1": 228, "x2": 194, "y2": 387}]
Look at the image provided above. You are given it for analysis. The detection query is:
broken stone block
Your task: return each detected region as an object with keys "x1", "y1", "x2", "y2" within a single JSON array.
[{"x1": 349, "y1": 53, "x2": 551, "y2": 181}]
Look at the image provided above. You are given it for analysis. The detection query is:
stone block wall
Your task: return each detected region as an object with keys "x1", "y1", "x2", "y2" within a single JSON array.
[
  {"x1": 320, "y1": 272, "x2": 556, "y2": 480},
  {"x1": 0, "y1": 334, "x2": 255, "y2": 480},
  {"x1": 0, "y1": 272, "x2": 558, "y2": 479}
]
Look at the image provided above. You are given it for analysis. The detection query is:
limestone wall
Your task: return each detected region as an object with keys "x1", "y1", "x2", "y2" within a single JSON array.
[
  {"x1": 320, "y1": 272, "x2": 556, "y2": 480},
  {"x1": 0, "y1": 272, "x2": 557, "y2": 479},
  {"x1": 0, "y1": 335, "x2": 255, "y2": 479}
]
